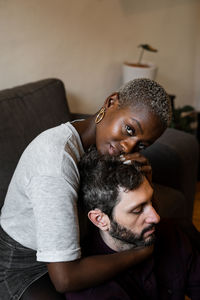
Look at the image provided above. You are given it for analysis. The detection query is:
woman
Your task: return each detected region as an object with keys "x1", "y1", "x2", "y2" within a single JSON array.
[{"x1": 0, "y1": 78, "x2": 171, "y2": 299}]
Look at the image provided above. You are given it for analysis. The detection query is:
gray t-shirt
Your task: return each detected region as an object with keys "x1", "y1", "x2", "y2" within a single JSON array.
[{"x1": 0, "y1": 122, "x2": 84, "y2": 263}]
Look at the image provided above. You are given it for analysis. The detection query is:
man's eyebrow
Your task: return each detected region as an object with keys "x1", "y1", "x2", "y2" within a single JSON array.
[
  {"x1": 127, "y1": 194, "x2": 153, "y2": 211},
  {"x1": 131, "y1": 118, "x2": 143, "y2": 134},
  {"x1": 128, "y1": 200, "x2": 147, "y2": 211}
]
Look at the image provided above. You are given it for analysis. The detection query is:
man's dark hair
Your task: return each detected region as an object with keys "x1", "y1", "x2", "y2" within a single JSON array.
[{"x1": 79, "y1": 147, "x2": 144, "y2": 218}]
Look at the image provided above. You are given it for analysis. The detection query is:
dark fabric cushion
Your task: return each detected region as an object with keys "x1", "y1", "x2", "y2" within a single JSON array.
[
  {"x1": 142, "y1": 142, "x2": 182, "y2": 191},
  {"x1": 154, "y1": 184, "x2": 186, "y2": 219},
  {"x1": 0, "y1": 78, "x2": 71, "y2": 208},
  {"x1": 142, "y1": 128, "x2": 199, "y2": 220}
]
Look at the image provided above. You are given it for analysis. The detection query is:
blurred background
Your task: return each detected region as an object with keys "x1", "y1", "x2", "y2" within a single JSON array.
[{"x1": 0, "y1": 0, "x2": 199, "y2": 114}]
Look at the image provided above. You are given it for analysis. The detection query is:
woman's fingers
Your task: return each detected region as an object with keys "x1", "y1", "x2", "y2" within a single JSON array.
[
  {"x1": 141, "y1": 165, "x2": 152, "y2": 183},
  {"x1": 119, "y1": 152, "x2": 149, "y2": 165},
  {"x1": 119, "y1": 153, "x2": 152, "y2": 182}
]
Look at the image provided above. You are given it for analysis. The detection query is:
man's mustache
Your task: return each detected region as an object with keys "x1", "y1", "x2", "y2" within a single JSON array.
[{"x1": 141, "y1": 224, "x2": 156, "y2": 236}]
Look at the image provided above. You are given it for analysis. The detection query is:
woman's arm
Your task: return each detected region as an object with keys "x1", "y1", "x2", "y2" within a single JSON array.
[{"x1": 47, "y1": 245, "x2": 153, "y2": 293}]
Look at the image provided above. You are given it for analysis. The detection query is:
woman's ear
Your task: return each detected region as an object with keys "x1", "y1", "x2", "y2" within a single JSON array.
[
  {"x1": 104, "y1": 92, "x2": 119, "y2": 109},
  {"x1": 88, "y1": 209, "x2": 110, "y2": 231}
]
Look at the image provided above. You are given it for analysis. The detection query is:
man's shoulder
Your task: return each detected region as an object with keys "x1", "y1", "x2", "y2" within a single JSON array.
[
  {"x1": 156, "y1": 218, "x2": 187, "y2": 246},
  {"x1": 81, "y1": 226, "x2": 113, "y2": 257},
  {"x1": 155, "y1": 218, "x2": 199, "y2": 263},
  {"x1": 158, "y1": 218, "x2": 200, "y2": 252}
]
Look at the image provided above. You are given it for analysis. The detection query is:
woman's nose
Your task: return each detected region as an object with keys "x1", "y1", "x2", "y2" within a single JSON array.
[{"x1": 120, "y1": 138, "x2": 138, "y2": 154}]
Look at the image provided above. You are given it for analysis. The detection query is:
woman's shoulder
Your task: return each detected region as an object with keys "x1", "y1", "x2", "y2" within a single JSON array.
[{"x1": 16, "y1": 122, "x2": 83, "y2": 179}]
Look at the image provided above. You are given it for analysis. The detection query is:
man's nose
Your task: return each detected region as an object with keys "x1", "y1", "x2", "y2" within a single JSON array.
[
  {"x1": 120, "y1": 138, "x2": 138, "y2": 154},
  {"x1": 146, "y1": 206, "x2": 160, "y2": 224}
]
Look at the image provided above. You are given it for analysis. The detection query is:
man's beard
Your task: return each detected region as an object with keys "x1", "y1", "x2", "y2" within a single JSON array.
[{"x1": 109, "y1": 219, "x2": 156, "y2": 248}]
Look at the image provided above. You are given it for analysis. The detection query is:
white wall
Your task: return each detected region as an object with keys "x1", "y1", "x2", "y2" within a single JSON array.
[
  {"x1": 0, "y1": 0, "x2": 199, "y2": 113},
  {"x1": 193, "y1": 1, "x2": 200, "y2": 111}
]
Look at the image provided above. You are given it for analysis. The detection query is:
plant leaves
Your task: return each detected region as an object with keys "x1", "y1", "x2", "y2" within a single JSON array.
[{"x1": 138, "y1": 44, "x2": 158, "y2": 52}]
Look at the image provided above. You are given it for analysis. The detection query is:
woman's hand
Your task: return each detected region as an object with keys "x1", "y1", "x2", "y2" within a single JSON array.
[{"x1": 120, "y1": 152, "x2": 152, "y2": 183}]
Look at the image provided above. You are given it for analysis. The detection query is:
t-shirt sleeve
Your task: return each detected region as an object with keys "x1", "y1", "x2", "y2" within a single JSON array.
[{"x1": 26, "y1": 175, "x2": 81, "y2": 262}]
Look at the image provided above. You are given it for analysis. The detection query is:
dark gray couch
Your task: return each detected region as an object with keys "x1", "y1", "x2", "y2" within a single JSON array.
[{"x1": 0, "y1": 78, "x2": 199, "y2": 220}]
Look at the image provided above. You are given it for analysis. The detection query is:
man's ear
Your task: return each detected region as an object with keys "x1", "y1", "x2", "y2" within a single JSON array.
[
  {"x1": 104, "y1": 92, "x2": 119, "y2": 109},
  {"x1": 88, "y1": 209, "x2": 110, "y2": 231}
]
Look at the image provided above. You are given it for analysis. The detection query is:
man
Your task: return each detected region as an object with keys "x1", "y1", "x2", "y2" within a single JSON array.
[{"x1": 66, "y1": 147, "x2": 200, "y2": 300}]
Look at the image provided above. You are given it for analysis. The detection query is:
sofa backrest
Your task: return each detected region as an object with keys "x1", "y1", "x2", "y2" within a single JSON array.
[
  {"x1": 143, "y1": 127, "x2": 199, "y2": 219},
  {"x1": 0, "y1": 78, "x2": 72, "y2": 209}
]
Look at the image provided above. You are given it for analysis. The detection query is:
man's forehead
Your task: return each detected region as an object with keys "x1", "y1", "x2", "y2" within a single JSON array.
[{"x1": 117, "y1": 179, "x2": 153, "y2": 207}]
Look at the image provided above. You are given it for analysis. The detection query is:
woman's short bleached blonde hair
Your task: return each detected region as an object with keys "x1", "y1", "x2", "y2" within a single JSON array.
[{"x1": 118, "y1": 78, "x2": 172, "y2": 128}]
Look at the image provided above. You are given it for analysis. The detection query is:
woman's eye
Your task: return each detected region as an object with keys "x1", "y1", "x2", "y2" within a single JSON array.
[{"x1": 126, "y1": 125, "x2": 135, "y2": 136}]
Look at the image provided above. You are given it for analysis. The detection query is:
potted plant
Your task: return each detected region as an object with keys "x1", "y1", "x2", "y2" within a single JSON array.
[
  {"x1": 122, "y1": 44, "x2": 158, "y2": 83},
  {"x1": 170, "y1": 105, "x2": 198, "y2": 135}
]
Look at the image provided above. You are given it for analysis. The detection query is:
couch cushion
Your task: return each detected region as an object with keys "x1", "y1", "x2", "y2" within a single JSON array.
[
  {"x1": 0, "y1": 78, "x2": 71, "y2": 208},
  {"x1": 154, "y1": 184, "x2": 186, "y2": 218},
  {"x1": 142, "y1": 141, "x2": 182, "y2": 191},
  {"x1": 142, "y1": 127, "x2": 199, "y2": 220}
]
